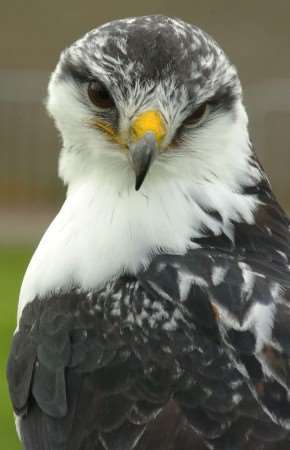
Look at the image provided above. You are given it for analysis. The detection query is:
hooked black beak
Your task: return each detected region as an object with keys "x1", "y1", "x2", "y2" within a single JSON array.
[{"x1": 129, "y1": 132, "x2": 158, "y2": 191}]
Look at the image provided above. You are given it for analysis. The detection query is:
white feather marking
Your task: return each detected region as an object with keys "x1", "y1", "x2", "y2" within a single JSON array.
[
  {"x1": 212, "y1": 266, "x2": 227, "y2": 286},
  {"x1": 251, "y1": 303, "x2": 276, "y2": 352},
  {"x1": 239, "y1": 262, "x2": 256, "y2": 299},
  {"x1": 14, "y1": 415, "x2": 22, "y2": 440},
  {"x1": 177, "y1": 268, "x2": 208, "y2": 301},
  {"x1": 213, "y1": 300, "x2": 275, "y2": 352}
]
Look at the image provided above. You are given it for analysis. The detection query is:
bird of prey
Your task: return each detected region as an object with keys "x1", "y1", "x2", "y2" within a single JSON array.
[{"x1": 7, "y1": 15, "x2": 290, "y2": 450}]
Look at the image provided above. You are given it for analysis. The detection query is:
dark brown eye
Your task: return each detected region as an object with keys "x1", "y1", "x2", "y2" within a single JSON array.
[
  {"x1": 183, "y1": 103, "x2": 208, "y2": 127},
  {"x1": 88, "y1": 80, "x2": 115, "y2": 109}
]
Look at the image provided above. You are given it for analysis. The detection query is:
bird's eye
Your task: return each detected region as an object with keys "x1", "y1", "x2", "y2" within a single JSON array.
[
  {"x1": 183, "y1": 103, "x2": 209, "y2": 127},
  {"x1": 88, "y1": 81, "x2": 115, "y2": 109}
]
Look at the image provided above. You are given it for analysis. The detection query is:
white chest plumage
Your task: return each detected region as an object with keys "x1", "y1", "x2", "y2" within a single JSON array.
[{"x1": 18, "y1": 160, "x2": 258, "y2": 322}]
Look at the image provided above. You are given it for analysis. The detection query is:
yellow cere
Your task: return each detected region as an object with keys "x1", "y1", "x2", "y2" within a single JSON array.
[{"x1": 131, "y1": 110, "x2": 166, "y2": 145}]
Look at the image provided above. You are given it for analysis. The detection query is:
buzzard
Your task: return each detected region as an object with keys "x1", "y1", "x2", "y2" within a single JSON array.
[{"x1": 7, "y1": 15, "x2": 290, "y2": 450}]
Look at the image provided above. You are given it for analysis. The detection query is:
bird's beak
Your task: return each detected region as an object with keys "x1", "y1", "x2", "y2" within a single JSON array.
[{"x1": 129, "y1": 110, "x2": 166, "y2": 190}]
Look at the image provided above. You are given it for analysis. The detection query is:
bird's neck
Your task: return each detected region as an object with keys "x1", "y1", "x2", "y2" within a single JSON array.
[{"x1": 18, "y1": 165, "x2": 259, "y2": 320}]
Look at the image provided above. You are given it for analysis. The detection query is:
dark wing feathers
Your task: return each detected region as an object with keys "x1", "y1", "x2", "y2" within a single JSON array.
[
  {"x1": 8, "y1": 289, "x2": 207, "y2": 450},
  {"x1": 8, "y1": 184, "x2": 290, "y2": 449},
  {"x1": 7, "y1": 330, "x2": 36, "y2": 416}
]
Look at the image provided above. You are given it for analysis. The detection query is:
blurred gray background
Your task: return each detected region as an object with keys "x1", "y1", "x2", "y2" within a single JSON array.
[{"x1": 1, "y1": 0, "x2": 290, "y2": 243}]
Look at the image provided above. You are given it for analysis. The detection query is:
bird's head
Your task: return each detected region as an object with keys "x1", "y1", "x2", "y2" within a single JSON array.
[{"x1": 47, "y1": 15, "x2": 257, "y2": 193}]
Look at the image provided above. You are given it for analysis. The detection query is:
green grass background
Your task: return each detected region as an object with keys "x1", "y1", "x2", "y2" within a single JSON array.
[{"x1": 0, "y1": 247, "x2": 33, "y2": 449}]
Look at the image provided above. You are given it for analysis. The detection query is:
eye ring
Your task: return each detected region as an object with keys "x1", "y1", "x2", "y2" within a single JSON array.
[
  {"x1": 183, "y1": 102, "x2": 209, "y2": 128},
  {"x1": 88, "y1": 80, "x2": 115, "y2": 109}
]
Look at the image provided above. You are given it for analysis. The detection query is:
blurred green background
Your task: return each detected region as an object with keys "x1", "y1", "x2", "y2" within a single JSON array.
[{"x1": 1, "y1": 0, "x2": 290, "y2": 448}]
